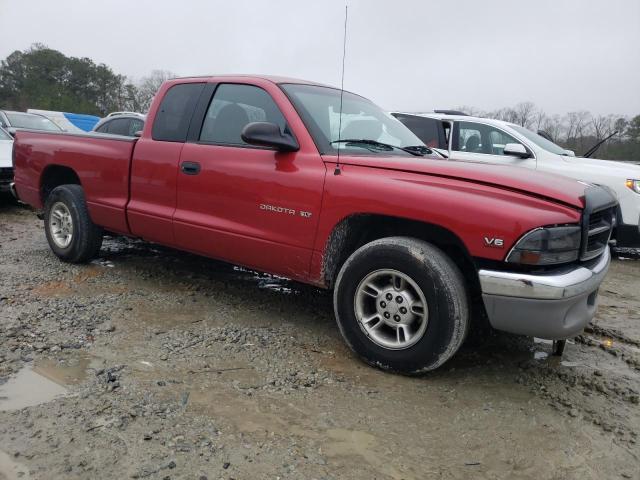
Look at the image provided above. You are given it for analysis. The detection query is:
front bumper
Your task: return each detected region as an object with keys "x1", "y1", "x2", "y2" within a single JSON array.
[
  {"x1": 0, "y1": 167, "x2": 14, "y2": 194},
  {"x1": 614, "y1": 222, "x2": 640, "y2": 249},
  {"x1": 478, "y1": 248, "x2": 610, "y2": 340}
]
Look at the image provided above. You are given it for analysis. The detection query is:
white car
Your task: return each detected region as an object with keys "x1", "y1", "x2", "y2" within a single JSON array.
[
  {"x1": 393, "y1": 112, "x2": 640, "y2": 254},
  {"x1": 0, "y1": 126, "x2": 14, "y2": 195}
]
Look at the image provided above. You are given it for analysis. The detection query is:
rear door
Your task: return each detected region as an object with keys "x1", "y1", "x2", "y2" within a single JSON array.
[
  {"x1": 127, "y1": 82, "x2": 206, "y2": 245},
  {"x1": 173, "y1": 82, "x2": 326, "y2": 280}
]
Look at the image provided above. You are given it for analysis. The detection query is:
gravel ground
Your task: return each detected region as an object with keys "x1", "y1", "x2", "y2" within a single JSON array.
[{"x1": 1, "y1": 198, "x2": 639, "y2": 480}]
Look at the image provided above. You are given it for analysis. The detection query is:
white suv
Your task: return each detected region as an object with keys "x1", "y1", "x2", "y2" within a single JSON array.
[
  {"x1": 393, "y1": 112, "x2": 640, "y2": 254},
  {"x1": 0, "y1": 126, "x2": 14, "y2": 195}
]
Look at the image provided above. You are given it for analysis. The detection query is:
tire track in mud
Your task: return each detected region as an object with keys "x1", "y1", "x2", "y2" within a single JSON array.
[{"x1": 516, "y1": 329, "x2": 640, "y2": 451}]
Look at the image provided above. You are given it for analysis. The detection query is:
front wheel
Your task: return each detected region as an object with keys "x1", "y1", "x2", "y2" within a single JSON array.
[
  {"x1": 44, "y1": 185, "x2": 103, "y2": 263},
  {"x1": 333, "y1": 237, "x2": 469, "y2": 374}
]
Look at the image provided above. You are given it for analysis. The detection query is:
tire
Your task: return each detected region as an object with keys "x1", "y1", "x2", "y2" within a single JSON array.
[
  {"x1": 44, "y1": 185, "x2": 103, "y2": 263},
  {"x1": 333, "y1": 237, "x2": 469, "y2": 374}
]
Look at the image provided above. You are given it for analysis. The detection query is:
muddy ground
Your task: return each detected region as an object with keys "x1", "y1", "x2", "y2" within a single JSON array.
[{"x1": 0, "y1": 198, "x2": 639, "y2": 480}]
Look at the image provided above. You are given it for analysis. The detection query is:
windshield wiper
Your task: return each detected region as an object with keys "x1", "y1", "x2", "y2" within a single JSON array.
[
  {"x1": 331, "y1": 139, "x2": 430, "y2": 157},
  {"x1": 582, "y1": 131, "x2": 618, "y2": 158}
]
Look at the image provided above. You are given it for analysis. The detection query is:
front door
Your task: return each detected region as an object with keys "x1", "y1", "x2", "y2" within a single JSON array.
[
  {"x1": 450, "y1": 120, "x2": 536, "y2": 168},
  {"x1": 173, "y1": 82, "x2": 326, "y2": 280}
]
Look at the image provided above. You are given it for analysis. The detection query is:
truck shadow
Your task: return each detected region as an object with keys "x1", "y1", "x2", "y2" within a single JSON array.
[{"x1": 99, "y1": 234, "x2": 543, "y2": 375}]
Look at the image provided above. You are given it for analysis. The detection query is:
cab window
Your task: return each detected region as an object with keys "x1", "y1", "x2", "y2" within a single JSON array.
[
  {"x1": 199, "y1": 84, "x2": 288, "y2": 146},
  {"x1": 152, "y1": 83, "x2": 205, "y2": 142}
]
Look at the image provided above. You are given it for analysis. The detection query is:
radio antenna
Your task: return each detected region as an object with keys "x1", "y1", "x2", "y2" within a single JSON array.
[{"x1": 334, "y1": 5, "x2": 348, "y2": 176}]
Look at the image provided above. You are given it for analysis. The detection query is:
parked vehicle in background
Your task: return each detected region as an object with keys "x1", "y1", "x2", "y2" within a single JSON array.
[
  {"x1": 27, "y1": 109, "x2": 100, "y2": 132},
  {"x1": 12, "y1": 75, "x2": 616, "y2": 373},
  {"x1": 93, "y1": 113, "x2": 145, "y2": 136},
  {"x1": 0, "y1": 110, "x2": 63, "y2": 134},
  {"x1": 106, "y1": 111, "x2": 144, "y2": 118},
  {"x1": 394, "y1": 112, "x2": 640, "y2": 255},
  {"x1": 0, "y1": 126, "x2": 14, "y2": 195}
]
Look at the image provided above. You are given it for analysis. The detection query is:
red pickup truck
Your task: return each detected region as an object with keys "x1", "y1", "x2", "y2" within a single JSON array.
[{"x1": 13, "y1": 75, "x2": 616, "y2": 373}]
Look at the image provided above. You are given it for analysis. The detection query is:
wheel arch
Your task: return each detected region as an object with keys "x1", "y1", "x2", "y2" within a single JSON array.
[
  {"x1": 321, "y1": 214, "x2": 481, "y2": 296},
  {"x1": 40, "y1": 165, "x2": 82, "y2": 204}
]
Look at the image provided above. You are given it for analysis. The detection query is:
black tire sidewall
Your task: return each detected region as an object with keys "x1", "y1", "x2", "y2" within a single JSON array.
[
  {"x1": 335, "y1": 240, "x2": 467, "y2": 373},
  {"x1": 44, "y1": 185, "x2": 97, "y2": 262}
]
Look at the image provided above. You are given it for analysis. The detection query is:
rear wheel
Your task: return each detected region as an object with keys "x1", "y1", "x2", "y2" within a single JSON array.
[
  {"x1": 334, "y1": 237, "x2": 469, "y2": 374},
  {"x1": 44, "y1": 185, "x2": 103, "y2": 263}
]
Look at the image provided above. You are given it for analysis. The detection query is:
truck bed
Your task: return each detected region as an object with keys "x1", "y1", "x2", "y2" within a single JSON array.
[{"x1": 13, "y1": 130, "x2": 137, "y2": 234}]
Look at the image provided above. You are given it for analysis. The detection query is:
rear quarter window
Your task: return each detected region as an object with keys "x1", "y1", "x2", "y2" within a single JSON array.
[{"x1": 152, "y1": 83, "x2": 205, "y2": 142}]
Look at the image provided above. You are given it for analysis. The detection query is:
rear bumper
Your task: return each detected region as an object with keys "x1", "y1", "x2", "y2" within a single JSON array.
[{"x1": 478, "y1": 249, "x2": 610, "y2": 339}]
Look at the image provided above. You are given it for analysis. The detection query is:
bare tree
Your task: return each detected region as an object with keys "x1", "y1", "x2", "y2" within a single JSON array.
[
  {"x1": 542, "y1": 114, "x2": 563, "y2": 143},
  {"x1": 485, "y1": 107, "x2": 518, "y2": 124},
  {"x1": 534, "y1": 110, "x2": 546, "y2": 132},
  {"x1": 135, "y1": 70, "x2": 176, "y2": 113},
  {"x1": 591, "y1": 114, "x2": 616, "y2": 141},
  {"x1": 564, "y1": 111, "x2": 592, "y2": 151},
  {"x1": 514, "y1": 102, "x2": 536, "y2": 128}
]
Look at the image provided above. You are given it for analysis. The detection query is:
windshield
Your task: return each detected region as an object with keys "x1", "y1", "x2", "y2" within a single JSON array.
[
  {"x1": 0, "y1": 128, "x2": 11, "y2": 141},
  {"x1": 6, "y1": 112, "x2": 62, "y2": 131},
  {"x1": 281, "y1": 84, "x2": 425, "y2": 155},
  {"x1": 509, "y1": 124, "x2": 567, "y2": 155}
]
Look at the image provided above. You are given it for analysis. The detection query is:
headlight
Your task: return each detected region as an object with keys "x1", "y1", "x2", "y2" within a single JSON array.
[
  {"x1": 507, "y1": 226, "x2": 582, "y2": 265},
  {"x1": 625, "y1": 179, "x2": 640, "y2": 194}
]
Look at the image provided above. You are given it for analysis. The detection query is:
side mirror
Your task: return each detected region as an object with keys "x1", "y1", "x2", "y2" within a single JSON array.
[
  {"x1": 241, "y1": 122, "x2": 299, "y2": 152},
  {"x1": 6, "y1": 127, "x2": 17, "y2": 137},
  {"x1": 563, "y1": 149, "x2": 575, "y2": 157},
  {"x1": 503, "y1": 143, "x2": 531, "y2": 159}
]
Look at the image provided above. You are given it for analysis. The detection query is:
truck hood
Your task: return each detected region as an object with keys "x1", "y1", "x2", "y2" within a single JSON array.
[{"x1": 330, "y1": 154, "x2": 588, "y2": 209}]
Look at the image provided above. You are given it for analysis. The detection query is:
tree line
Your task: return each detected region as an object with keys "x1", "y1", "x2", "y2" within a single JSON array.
[
  {"x1": 1, "y1": 44, "x2": 638, "y2": 161},
  {"x1": 0, "y1": 44, "x2": 173, "y2": 117},
  {"x1": 458, "y1": 102, "x2": 640, "y2": 161}
]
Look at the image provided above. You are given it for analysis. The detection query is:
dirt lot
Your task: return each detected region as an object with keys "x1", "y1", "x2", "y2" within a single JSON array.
[{"x1": 1, "y1": 198, "x2": 639, "y2": 480}]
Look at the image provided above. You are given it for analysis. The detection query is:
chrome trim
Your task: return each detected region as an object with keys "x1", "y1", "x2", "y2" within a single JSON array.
[
  {"x1": 505, "y1": 226, "x2": 543, "y2": 263},
  {"x1": 589, "y1": 225, "x2": 611, "y2": 236},
  {"x1": 9, "y1": 182, "x2": 17, "y2": 199},
  {"x1": 479, "y1": 248, "x2": 610, "y2": 300}
]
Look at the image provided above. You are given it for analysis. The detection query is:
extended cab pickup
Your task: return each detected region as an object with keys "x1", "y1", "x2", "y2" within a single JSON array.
[{"x1": 13, "y1": 76, "x2": 617, "y2": 373}]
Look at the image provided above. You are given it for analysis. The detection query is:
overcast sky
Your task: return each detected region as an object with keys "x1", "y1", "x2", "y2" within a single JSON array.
[{"x1": 1, "y1": 0, "x2": 639, "y2": 115}]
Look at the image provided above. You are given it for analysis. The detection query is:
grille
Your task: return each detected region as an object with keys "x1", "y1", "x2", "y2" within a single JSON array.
[
  {"x1": 581, "y1": 206, "x2": 615, "y2": 260},
  {"x1": 579, "y1": 186, "x2": 617, "y2": 261}
]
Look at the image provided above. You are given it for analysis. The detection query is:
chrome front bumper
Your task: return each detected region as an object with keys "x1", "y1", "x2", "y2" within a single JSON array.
[
  {"x1": 0, "y1": 181, "x2": 17, "y2": 198},
  {"x1": 478, "y1": 249, "x2": 610, "y2": 339}
]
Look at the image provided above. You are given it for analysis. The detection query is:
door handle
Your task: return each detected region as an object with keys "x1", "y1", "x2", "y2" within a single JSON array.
[{"x1": 180, "y1": 161, "x2": 201, "y2": 175}]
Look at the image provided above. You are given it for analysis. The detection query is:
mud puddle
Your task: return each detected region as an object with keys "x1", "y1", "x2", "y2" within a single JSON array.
[{"x1": 0, "y1": 355, "x2": 92, "y2": 411}]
